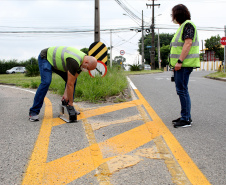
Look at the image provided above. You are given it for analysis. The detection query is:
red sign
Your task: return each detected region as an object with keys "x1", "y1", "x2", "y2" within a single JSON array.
[
  {"x1": 88, "y1": 60, "x2": 107, "y2": 78},
  {"x1": 220, "y1": 37, "x2": 226, "y2": 45},
  {"x1": 120, "y1": 50, "x2": 125, "y2": 55}
]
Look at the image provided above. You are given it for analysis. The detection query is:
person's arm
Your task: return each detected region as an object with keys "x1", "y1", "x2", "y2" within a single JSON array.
[
  {"x1": 66, "y1": 72, "x2": 79, "y2": 106},
  {"x1": 174, "y1": 38, "x2": 192, "y2": 71},
  {"x1": 62, "y1": 58, "x2": 80, "y2": 105}
]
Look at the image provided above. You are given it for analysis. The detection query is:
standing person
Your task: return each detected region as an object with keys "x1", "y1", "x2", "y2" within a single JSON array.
[
  {"x1": 29, "y1": 46, "x2": 97, "y2": 122},
  {"x1": 169, "y1": 4, "x2": 200, "y2": 128}
]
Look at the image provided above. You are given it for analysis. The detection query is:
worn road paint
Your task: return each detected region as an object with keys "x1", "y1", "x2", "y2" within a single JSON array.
[
  {"x1": 133, "y1": 88, "x2": 211, "y2": 185},
  {"x1": 21, "y1": 80, "x2": 211, "y2": 185}
]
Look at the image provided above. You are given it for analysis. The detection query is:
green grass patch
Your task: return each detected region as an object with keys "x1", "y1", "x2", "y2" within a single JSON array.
[
  {"x1": 0, "y1": 67, "x2": 128, "y2": 103},
  {"x1": 0, "y1": 73, "x2": 41, "y2": 87},
  {"x1": 206, "y1": 72, "x2": 226, "y2": 78},
  {"x1": 0, "y1": 68, "x2": 162, "y2": 103},
  {"x1": 74, "y1": 67, "x2": 128, "y2": 102},
  {"x1": 123, "y1": 69, "x2": 162, "y2": 75}
]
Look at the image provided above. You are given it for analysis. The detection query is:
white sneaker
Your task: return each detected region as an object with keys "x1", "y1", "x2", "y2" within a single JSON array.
[{"x1": 29, "y1": 114, "x2": 39, "y2": 122}]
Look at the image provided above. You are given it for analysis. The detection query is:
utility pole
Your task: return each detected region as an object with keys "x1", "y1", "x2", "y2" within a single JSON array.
[
  {"x1": 94, "y1": 0, "x2": 100, "y2": 42},
  {"x1": 146, "y1": 0, "x2": 160, "y2": 70},
  {"x1": 158, "y1": 28, "x2": 161, "y2": 69},
  {"x1": 110, "y1": 30, "x2": 113, "y2": 67},
  {"x1": 141, "y1": 10, "x2": 144, "y2": 69},
  {"x1": 224, "y1": 25, "x2": 226, "y2": 73}
]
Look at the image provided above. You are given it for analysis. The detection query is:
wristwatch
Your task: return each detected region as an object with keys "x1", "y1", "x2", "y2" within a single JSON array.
[{"x1": 177, "y1": 59, "x2": 183, "y2": 64}]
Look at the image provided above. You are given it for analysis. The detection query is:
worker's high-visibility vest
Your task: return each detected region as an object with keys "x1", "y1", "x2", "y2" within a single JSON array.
[
  {"x1": 47, "y1": 46, "x2": 86, "y2": 72},
  {"x1": 170, "y1": 20, "x2": 200, "y2": 68}
]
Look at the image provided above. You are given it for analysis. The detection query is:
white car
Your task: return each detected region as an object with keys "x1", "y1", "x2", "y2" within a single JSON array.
[
  {"x1": 6, "y1": 66, "x2": 26, "y2": 74},
  {"x1": 144, "y1": 64, "x2": 151, "y2": 70}
]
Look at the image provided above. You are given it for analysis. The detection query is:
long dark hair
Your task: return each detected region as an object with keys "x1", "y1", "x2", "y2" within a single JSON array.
[{"x1": 172, "y1": 4, "x2": 191, "y2": 24}]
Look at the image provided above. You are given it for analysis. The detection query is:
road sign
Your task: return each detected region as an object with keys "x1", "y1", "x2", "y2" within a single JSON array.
[
  {"x1": 220, "y1": 37, "x2": 226, "y2": 45},
  {"x1": 88, "y1": 42, "x2": 108, "y2": 64},
  {"x1": 88, "y1": 60, "x2": 107, "y2": 78},
  {"x1": 120, "y1": 50, "x2": 125, "y2": 55}
]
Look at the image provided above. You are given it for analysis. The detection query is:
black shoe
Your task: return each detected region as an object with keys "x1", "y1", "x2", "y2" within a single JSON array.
[
  {"x1": 174, "y1": 120, "x2": 191, "y2": 128},
  {"x1": 172, "y1": 117, "x2": 192, "y2": 124}
]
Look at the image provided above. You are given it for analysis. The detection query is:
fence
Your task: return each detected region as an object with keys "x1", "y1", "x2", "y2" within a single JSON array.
[{"x1": 195, "y1": 61, "x2": 223, "y2": 71}]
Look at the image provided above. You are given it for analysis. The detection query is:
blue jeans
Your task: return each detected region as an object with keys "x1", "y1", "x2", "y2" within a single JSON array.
[
  {"x1": 29, "y1": 55, "x2": 53, "y2": 115},
  {"x1": 29, "y1": 55, "x2": 77, "y2": 115},
  {"x1": 174, "y1": 67, "x2": 193, "y2": 121}
]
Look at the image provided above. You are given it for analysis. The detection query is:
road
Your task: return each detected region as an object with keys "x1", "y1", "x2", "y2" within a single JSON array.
[
  {"x1": 129, "y1": 71, "x2": 226, "y2": 185},
  {"x1": 0, "y1": 71, "x2": 225, "y2": 185}
]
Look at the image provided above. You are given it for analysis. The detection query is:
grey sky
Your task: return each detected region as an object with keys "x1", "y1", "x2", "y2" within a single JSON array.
[{"x1": 0, "y1": 0, "x2": 225, "y2": 64}]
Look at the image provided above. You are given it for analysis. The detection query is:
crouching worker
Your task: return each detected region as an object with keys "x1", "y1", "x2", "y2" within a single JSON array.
[{"x1": 29, "y1": 46, "x2": 97, "y2": 121}]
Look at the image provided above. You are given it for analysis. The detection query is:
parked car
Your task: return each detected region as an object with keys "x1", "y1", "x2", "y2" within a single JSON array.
[
  {"x1": 6, "y1": 66, "x2": 26, "y2": 74},
  {"x1": 144, "y1": 64, "x2": 151, "y2": 70}
]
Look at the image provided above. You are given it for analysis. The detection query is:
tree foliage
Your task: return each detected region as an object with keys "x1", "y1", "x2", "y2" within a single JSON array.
[
  {"x1": 80, "y1": 48, "x2": 89, "y2": 55},
  {"x1": 0, "y1": 57, "x2": 38, "y2": 74},
  {"x1": 205, "y1": 35, "x2": 224, "y2": 61},
  {"x1": 138, "y1": 33, "x2": 174, "y2": 68}
]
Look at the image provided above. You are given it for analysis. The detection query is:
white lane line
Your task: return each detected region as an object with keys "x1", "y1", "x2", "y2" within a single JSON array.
[
  {"x1": 0, "y1": 85, "x2": 36, "y2": 94},
  {"x1": 126, "y1": 77, "x2": 137, "y2": 90}
]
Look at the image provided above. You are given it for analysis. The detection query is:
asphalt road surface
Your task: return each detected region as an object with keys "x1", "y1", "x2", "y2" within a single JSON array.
[
  {"x1": 129, "y1": 71, "x2": 226, "y2": 185},
  {"x1": 0, "y1": 71, "x2": 225, "y2": 185}
]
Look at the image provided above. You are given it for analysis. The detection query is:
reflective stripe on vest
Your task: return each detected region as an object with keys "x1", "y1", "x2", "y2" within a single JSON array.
[
  {"x1": 52, "y1": 47, "x2": 82, "y2": 71},
  {"x1": 170, "y1": 54, "x2": 200, "y2": 59}
]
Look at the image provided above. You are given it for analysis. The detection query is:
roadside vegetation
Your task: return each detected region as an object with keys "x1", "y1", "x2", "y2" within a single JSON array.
[
  {"x1": 0, "y1": 65, "x2": 162, "y2": 103},
  {"x1": 206, "y1": 71, "x2": 226, "y2": 78}
]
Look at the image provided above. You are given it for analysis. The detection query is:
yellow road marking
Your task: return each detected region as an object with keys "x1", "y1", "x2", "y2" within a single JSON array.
[
  {"x1": 99, "y1": 123, "x2": 153, "y2": 156},
  {"x1": 134, "y1": 89, "x2": 211, "y2": 185},
  {"x1": 22, "y1": 97, "x2": 53, "y2": 185},
  {"x1": 22, "y1": 87, "x2": 211, "y2": 185},
  {"x1": 43, "y1": 123, "x2": 153, "y2": 184},
  {"x1": 52, "y1": 99, "x2": 142, "y2": 127},
  {"x1": 82, "y1": 117, "x2": 112, "y2": 184},
  {"x1": 82, "y1": 99, "x2": 141, "y2": 119},
  {"x1": 91, "y1": 114, "x2": 142, "y2": 130}
]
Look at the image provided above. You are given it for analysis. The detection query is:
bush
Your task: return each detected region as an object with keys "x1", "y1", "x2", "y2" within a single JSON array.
[
  {"x1": 0, "y1": 57, "x2": 38, "y2": 74},
  {"x1": 129, "y1": 64, "x2": 141, "y2": 71},
  {"x1": 0, "y1": 59, "x2": 19, "y2": 74},
  {"x1": 25, "y1": 64, "x2": 40, "y2": 77}
]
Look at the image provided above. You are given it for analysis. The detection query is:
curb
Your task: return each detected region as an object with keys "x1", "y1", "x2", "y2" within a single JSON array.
[{"x1": 205, "y1": 76, "x2": 226, "y2": 82}]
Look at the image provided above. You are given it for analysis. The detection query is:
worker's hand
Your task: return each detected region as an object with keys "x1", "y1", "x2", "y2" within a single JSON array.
[
  {"x1": 61, "y1": 95, "x2": 68, "y2": 102},
  {"x1": 174, "y1": 63, "x2": 182, "y2": 71},
  {"x1": 68, "y1": 101, "x2": 73, "y2": 106}
]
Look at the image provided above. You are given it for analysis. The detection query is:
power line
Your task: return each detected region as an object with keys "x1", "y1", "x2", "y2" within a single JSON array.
[{"x1": 114, "y1": 0, "x2": 142, "y2": 26}]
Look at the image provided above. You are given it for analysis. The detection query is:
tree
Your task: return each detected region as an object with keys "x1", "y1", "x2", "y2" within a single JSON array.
[
  {"x1": 205, "y1": 35, "x2": 224, "y2": 61},
  {"x1": 81, "y1": 48, "x2": 89, "y2": 55},
  {"x1": 138, "y1": 33, "x2": 174, "y2": 68},
  {"x1": 160, "y1": 45, "x2": 171, "y2": 67},
  {"x1": 114, "y1": 56, "x2": 126, "y2": 65}
]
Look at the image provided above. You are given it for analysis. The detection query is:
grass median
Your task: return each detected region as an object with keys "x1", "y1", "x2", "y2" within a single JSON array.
[
  {"x1": 206, "y1": 71, "x2": 226, "y2": 78},
  {"x1": 0, "y1": 68, "x2": 163, "y2": 103}
]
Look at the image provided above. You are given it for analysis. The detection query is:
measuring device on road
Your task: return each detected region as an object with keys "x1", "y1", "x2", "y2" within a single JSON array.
[{"x1": 59, "y1": 100, "x2": 79, "y2": 123}]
